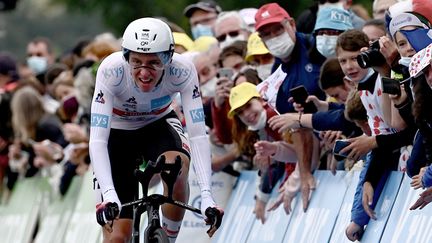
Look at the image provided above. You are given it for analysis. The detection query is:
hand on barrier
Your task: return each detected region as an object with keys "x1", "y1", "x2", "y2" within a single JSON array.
[
  {"x1": 410, "y1": 187, "x2": 432, "y2": 210},
  {"x1": 362, "y1": 182, "x2": 377, "y2": 220},
  {"x1": 253, "y1": 199, "x2": 266, "y2": 224},
  {"x1": 205, "y1": 207, "x2": 224, "y2": 237},
  {"x1": 301, "y1": 173, "x2": 316, "y2": 212},
  {"x1": 345, "y1": 221, "x2": 364, "y2": 241},
  {"x1": 410, "y1": 167, "x2": 426, "y2": 189},
  {"x1": 96, "y1": 202, "x2": 120, "y2": 233}
]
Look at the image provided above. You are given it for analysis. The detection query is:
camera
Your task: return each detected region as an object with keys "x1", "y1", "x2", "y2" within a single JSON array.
[{"x1": 357, "y1": 40, "x2": 386, "y2": 69}]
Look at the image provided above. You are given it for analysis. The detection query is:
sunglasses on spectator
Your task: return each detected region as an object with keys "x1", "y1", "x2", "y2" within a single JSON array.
[{"x1": 216, "y1": 30, "x2": 241, "y2": 42}]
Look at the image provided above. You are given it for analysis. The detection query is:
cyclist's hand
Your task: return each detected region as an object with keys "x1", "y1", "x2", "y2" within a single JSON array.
[
  {"x1": 205, "y1": 207, "x2": 224, "y2": 237},
  {"x1": 96, "y1": 202, "x2": 120, "y2": 233}
]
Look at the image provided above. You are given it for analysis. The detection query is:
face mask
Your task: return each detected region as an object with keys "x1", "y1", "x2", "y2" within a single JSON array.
[
  {"x1": 27, "y1": 56, "x2": 48, "y2": 74},
  {"x1": 191, "y1": 24, "x2": 214, "y2": 40},
  {"x1": 358, "y1": 68, "x2": 375, "y2": 83},
  {"x1": 398, "y1": 56, "x2": 411, "y2": 67},
  {"x1": 200, "y1": 76, "x2": 217, "y2": 97},
  {"x1": 265, "y1": 32, "x2": 295, "y2": 59},
  {"x1": 400, "y1": 29, "x2": 432, "y2": 52},
  {"x1": 62, "y1": 95, "x2": 79, "y2": 119},
  {"x1": 257, "y1": 63, "x2": 273, "y2": 80},
  {"x1": 219, "y1": 34, "x2": 246, "y2": 50},
  {"x1": 316, "y1": 35, "x2": 338, "y2": 58},
  {"x1": 248, "y1": 110, "x2": 267, "y2": 131}
]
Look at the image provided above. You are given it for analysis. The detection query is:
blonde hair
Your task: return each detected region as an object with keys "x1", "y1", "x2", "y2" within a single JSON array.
[{"x1": 11, "y1": 86, "x2": 46, "y2": 142}]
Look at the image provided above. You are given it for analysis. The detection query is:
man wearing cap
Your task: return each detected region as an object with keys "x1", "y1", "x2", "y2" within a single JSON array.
[
  {"x1": 255, "y1": 2, "x2": 326, "y2": 212},
  {"x1": 183, "y1": 0, "x2": 222, "y2": 40}
]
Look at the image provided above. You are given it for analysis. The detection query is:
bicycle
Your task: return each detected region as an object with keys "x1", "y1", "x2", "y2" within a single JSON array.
[{"x1": 101, "y1": 155, "x2": 222, "y2": 243}]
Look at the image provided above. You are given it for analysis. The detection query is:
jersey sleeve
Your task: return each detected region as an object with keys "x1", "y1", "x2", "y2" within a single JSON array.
[
  {"x1": 88, "y1": 52, "x2": 123, "y2": 205},
  {"x1": 175, "y1": 56, "x2": 214, "y2": 197}
]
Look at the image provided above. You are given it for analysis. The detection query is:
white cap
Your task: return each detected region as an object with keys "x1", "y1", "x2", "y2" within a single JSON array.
[{"x1": 389, "y1": 12, "x2": 427, "y2": 38}]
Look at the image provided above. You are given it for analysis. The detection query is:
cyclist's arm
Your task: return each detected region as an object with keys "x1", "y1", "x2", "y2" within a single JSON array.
[
  {"x1": 178, "y1": 60, "x2": 215, "y2": 210},
  {"x1": 88, "y1": 56, "x2": 120, "y2": 208}
]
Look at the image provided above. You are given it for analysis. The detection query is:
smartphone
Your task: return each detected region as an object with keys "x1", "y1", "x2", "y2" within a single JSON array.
[
  {"x1": 333, "y1": 139, "x2": 351, "y2": 161},
  {"x1": 217, "y1": 68, "x2": 234, "y2": 80},
  {"x1": 289, "y1": 85, "x2": 317, "y2": 113},
  {"x1": 381, "y1": 77, "x2": 401, "y2": 96}
]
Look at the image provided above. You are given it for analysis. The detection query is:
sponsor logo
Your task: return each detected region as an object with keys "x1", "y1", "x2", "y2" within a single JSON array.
[
  {"x1": 305, "y1": 63, "x2": 313, "y2": 73},
  {"x1": 192, "y1": 85, "x2": 201, "y2": 99},
  {"x1": 169, "y1": 66, "x2": 190, "y2": 79},
  {"x1": 102, "y1": 66, "x2": 124, "y2": 79},
  {"x1": 91, "y1": 113, "x2": 109, "y2": 128},
  {"x1": 95, "y1": 90, "x2": 105, "y2": 104},
  {"x1": 189, "y1": 108, "x2": 205, "y2": 123},
  {"x1": 151, "y1": 95, "x2": 171, "y2": 110}
]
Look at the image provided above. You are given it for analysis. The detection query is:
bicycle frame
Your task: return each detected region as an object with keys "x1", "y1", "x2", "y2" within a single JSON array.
[{"x1": 122, "y1": 155, "x2": 201, "y2": 243}]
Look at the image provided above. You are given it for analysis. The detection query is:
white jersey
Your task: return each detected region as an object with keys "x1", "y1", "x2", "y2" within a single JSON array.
[{"x1": 89, "y1": 52, "x2": 213, "y2": 207}]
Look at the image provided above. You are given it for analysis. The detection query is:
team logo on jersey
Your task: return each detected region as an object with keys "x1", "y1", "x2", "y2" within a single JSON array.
[
  {"x1": 126, "y1": 96, "x2": 137, "y2": 104},
  {"x1": 192, "y1": 85, "x2": 201, "y2": 99},
  {"x1": 95, "y1": 90, "x2": 105, "y2": 104}
]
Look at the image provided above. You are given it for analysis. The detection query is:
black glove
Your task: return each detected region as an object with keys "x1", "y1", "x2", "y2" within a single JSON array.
[
  {"x1": 96, "y1": 202, "x2": 119, "y2": 227},
  {"x1": 205, "y1": 207, "x2": 224, "y2": 237}
]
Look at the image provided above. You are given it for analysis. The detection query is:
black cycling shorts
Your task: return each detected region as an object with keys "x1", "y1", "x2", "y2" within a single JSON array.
[{"x1": 105, "y1": 111, "x2": 190, "y2": 219}]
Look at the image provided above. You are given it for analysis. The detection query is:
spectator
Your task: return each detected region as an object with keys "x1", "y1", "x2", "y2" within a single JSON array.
[
  {"x1": 213, "y1": 11, "x2": 250, "y2": 50},
  {"x1": 372, "y1": 0, "x2": 397, "y2": 20},
  {"x1": 228, "y1": 82, "x2": 296, "y2": 223},
  {"x1": 245, "y1": 32, "x2": 274, "y2": 81},
  {"x1": 361, "y1": 19, "x2": 386, "y2": 42},
  {"x1": 26, "y1": 37, "x2": 55, "y2": 83},
  {"x1": 183, "y1": 0, "x2": 222, "y2": 40},
  {"x1": 255, "y1": 2, "x2": 326, "y2": 211}
]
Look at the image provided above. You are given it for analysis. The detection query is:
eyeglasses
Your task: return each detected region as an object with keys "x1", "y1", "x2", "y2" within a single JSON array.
[
  {"x1": 258, "y1": 21, "x2": 288, "y2": 41},
  {"x1": 216, "y1": 30, "x2": 241, "y2": 42}
]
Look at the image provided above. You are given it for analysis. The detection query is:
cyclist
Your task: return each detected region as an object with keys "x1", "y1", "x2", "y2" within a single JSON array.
[{"x1": 89, "y1": 17, "x2": 223, "y2": 242}]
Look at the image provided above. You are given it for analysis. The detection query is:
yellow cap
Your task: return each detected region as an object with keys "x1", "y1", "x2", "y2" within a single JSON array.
[
  {"x1": 191, "y1": 36, "x2": 218, "y2": 52},
  {"x1": 228, "y1": 82, "x2": 261, "y2": 118},
  {"x1": 245, "y1": 32, "x2": 269, "y2": 62},
  {"x1": 173, "y1": 32, "x2": 194, "y2": 51}
]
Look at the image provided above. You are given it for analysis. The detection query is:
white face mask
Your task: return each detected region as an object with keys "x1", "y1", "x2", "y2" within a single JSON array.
[
  {"x1": 27, "y1": 56, "x2": 48, "y2": 74},
  {"x1": 248, "y1": 110, "x2": 267, "y2": 131},
  {"x1": 316, "y1": 35, "x2": 338, "y2": 58},
  {"x1": 256, "y1": 63, "x2": 273, "y2": 81},
  {"x1": 200, "y1": 76, "x2": 217, "y2": 97},
  {"x1": 219, "y1": 34, "x2": 247, "y2": 50},
  {"x1": 398, "y1": 57, "x2": 412, "y2": 67},
  {"x1": 265, "y1": 32, "x2": 295, "y2": 59}
]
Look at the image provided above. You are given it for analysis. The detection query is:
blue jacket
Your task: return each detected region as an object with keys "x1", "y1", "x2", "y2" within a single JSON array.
[{"x1": 274, "y1": 32, "x2": 326, "y2": 114}]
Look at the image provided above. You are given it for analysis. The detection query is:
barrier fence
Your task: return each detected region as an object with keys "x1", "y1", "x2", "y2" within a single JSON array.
[{"x1": 1, "y1": 169, "x2": 432, "y2": 243}]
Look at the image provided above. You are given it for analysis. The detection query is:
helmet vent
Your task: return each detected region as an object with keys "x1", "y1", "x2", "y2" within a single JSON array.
[
  {"x1": 153, "y1": 34, "x2": 157, "y2": 41},
  {"x1": 135, "y1": 33, "x2": 138, "y2": 40}
]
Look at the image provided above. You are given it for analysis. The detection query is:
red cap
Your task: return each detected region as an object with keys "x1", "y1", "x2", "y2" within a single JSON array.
[{"x1": 255, "y1": 3, "x2": 290, "y2": 31}]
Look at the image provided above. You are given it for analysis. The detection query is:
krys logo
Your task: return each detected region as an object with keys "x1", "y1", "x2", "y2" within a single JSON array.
[
  {"x1": 91, "y1": 113, "x2": 109, "y2": 128},
  {"x1": 190, "y1": 108, "x2": 204, "y2": 123}
]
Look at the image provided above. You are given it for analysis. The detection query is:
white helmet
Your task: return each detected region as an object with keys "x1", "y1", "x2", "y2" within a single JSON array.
[{"x1": 122, "y1": 17, "x2": 174, "y2": 64}]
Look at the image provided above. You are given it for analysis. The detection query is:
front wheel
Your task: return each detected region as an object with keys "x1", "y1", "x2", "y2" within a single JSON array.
[{"x1": 148, "y1": 228, "x2": 169, "y2": 243}]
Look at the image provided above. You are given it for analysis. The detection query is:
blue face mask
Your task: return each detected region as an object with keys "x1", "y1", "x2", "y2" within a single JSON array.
[
  {"x1": 191, "y1": 24, "x2": 214, "y2": 40},
  {"x1": 400, "y1": 28, "x2": 432, "y2": 52},
  {"x1": 27, "y1": 56, "x2": 48, "y2": 74}
]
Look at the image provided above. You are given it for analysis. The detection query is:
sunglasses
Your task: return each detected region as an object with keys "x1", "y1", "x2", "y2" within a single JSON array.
[{"x1": 216, "y1": 30, "x2": 240, "y2": 42}]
